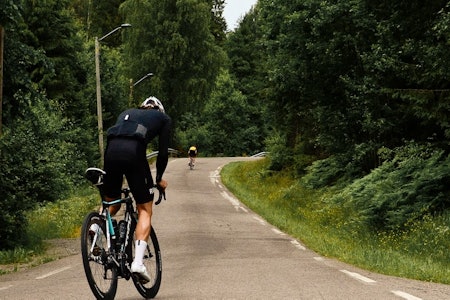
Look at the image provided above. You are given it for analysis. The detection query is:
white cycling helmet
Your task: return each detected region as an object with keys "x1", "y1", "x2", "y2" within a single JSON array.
[{"x1": 140, "y1": 96, "x2": 165, "y2": 113}]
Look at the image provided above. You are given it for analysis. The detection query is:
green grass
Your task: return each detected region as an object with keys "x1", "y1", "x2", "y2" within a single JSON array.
[
  {"x1": 220, "y1": 158, "x2": 450, "y2": 284},
  {"x1": 26, "y1": 188, "x2": 99, "y2": 240},
  {"x1": 0, "y1": 187, "x2": 98, "y2": 273}
]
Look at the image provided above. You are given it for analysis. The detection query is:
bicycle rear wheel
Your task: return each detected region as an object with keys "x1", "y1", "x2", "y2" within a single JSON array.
[
  {"x1": 81, "y1": 212, "x2": 118, "y2": 300},
  {"x1": 131, "y1": 227, "x2": 162, "y2": 299}
]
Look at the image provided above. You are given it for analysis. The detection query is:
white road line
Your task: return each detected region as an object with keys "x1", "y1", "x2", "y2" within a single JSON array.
[
  {"x1": 340, "y1": 270, "x2": 376, "y2": 284},
  {"x1": 253, "y1": 216, "x2": 266, "y2": 225},
  {"x1": 391, "y1": 290, "x2": 423, "y2": 300},
  {"x1": 220, "y1": 191, "x2": 240, "y2": 210},
  {"x1": 0, "y1": 285, "x2": 13, "y2": 291},
  {"x1": 271, "y1": 228, "x2": 285, "y2": 235},
  {"x1": 239, "y1": 206, "x2": 248, "y2": 213},
  {"x1": 313, "y1": 256, "x2": 324, "y2": 261},
  {"x1": 36, "y1": 266, "x2": 72, "y2": 280},
  {"x1": 209, "y1": 171, "x2": 221, "y2": 185},
  {"x1": 290, "y1": 239, "x2": 306, "y2": 250}
]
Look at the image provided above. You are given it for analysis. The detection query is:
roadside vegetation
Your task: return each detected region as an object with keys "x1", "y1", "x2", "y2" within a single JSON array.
[
  {"x1": 0, "y1": 189, "x2": 97, "y2": 274},
  {"x1": 221, "y1": 158, "x2": 450, "y2": 285}
]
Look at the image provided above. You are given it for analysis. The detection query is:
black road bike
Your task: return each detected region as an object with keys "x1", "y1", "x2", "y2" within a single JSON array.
[{"x1": 81, "y1": 167, "x2": 165, "y2": 299}]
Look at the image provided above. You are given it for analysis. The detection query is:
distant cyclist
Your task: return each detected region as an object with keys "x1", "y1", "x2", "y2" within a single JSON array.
[
  {"x1": 188, "y1": 146, "x2": 197, "y2": 168},
  {"x1": 101, "y1": 96, "x2": 171, "y2": 283}
]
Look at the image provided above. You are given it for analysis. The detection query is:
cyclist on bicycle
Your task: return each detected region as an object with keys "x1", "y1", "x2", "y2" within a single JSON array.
[
  {"x1": 102, "y1": 96, "x2": 171, "y2": 282},
  {"x1": 188, "y1": 145, "x2": 197, "y2": 167}
]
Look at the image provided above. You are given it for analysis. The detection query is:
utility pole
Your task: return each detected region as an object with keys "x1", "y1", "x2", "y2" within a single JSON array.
[{"x1": 94, "y1": 23, "x2": 131, "y2": 167}]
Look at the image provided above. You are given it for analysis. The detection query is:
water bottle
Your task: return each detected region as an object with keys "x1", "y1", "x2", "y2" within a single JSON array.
[{"x1": 118, "y1": 220, "x2": 127, "y2": 244}]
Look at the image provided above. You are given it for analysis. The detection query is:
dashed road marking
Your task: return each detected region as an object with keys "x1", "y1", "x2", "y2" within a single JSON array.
[
  {"x1": 36, "y1": 266, "x2": 72, "y2": 280},
  {"x1": 391, "y1": 290, "x2": 422, "y2": 300},
  {"x1": 0, "y1": 285, "x2": 13, "y2": 291},
  {"x1": 290, "y1": 239, "x2": 306, "y2": 250},
  {"x1": 313, "y1": 257, "x2": 324, "y2": 261},
  {"x1": 271, "y1": 228, "x2": 285, "y2": 235},
  {"x1": 340, "y1": 269, "x2": 376, "y2": 284},
  {"x1": 253, "y1": 216, "x2": 266, "y2": 225},
  {"x1": 220, "y1": 191, "x2": 240, "y2": 211},
  {"x1": 240, "y1": 206, "x2": 248, "y2": 213}
]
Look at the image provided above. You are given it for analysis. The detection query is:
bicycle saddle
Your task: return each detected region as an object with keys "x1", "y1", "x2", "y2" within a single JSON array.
[{"x1": 85, "y1": 167, "x2": 106, "y2": 185}]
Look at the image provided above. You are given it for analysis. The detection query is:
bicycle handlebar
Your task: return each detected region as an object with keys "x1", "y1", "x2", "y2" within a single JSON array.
[{"x1": 121, "y1": 185, "x2": 166, "y2": 205}]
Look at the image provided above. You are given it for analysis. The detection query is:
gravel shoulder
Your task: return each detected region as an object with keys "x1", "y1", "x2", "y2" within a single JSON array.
[{"x1": 0, "y1": 238, "x2": 80, "y2": 274}]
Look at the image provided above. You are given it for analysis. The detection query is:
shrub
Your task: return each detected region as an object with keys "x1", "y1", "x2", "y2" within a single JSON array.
[{"x1": 332, "y1": 143, "x2": 450, "y2": 231}]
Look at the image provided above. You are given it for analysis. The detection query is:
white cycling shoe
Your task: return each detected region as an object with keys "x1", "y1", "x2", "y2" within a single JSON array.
[{"x1": 131, "y1": 262, "x2": 151, "y2": 283}]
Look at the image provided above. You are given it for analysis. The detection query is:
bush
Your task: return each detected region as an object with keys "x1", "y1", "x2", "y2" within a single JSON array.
[
  {"x1": 0, "y1": 96, "x2": 86, "y2": 250},
  {"x1": 265, "y1": 132, "x2": 292, "y2": 171},
  {"x1": 332, "y1": 143, "x2": 450, "y2": 231}
]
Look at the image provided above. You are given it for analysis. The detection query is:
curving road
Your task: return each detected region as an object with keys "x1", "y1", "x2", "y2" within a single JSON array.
[{"x1": 0, "y1": 157, "x2": 449, "y2": 299}]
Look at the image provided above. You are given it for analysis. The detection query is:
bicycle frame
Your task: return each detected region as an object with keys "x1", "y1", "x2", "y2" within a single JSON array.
[{"x1": 98, "y1": 193, "x2": 135, "y2": 257}]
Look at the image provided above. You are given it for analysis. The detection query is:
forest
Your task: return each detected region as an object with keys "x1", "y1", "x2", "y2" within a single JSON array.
[{"x1": 1, "y1": 0, "x2": 449, "y2": 250}]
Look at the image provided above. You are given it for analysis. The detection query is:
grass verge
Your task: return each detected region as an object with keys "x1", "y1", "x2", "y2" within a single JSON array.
[
  {"x1": 0, "y1": 188, "x2": 98, "y2": 275},
  {"x1": 220, "y1": 158, "x2": 450, "y2": 284}
]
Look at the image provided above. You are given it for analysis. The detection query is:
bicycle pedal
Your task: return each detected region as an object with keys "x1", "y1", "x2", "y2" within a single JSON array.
[{"x1": 132, "y1": 273, "x2": 150, "y2": 284}]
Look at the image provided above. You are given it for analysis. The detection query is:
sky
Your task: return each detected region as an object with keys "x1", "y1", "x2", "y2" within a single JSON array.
[{"x1": 223, "y1": 0, "x2": 257, "y2": 30}]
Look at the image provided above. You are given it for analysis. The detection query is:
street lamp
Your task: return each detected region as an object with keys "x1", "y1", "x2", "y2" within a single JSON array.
[
  {"x1": 95, "y1": 23, "x2": 131, "y2": 166},
  {"x1": 129, "y1": 72, "x2": 154, "y2": 107}
]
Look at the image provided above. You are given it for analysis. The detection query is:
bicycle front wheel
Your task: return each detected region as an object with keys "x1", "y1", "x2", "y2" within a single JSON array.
[
  {"x1": 81, "y1": 212, "x2": 118, "y2": 300},
  {"x1": 132, "y1": 227, "x2": 162, "y2": 299}
]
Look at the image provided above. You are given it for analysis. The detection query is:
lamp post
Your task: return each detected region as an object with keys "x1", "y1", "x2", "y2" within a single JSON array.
[
  {"x1": 95, "y1": 23, "x2": 131, "y2": 166},
  {"x1": 129, "y1": 72, "x2": 154, "y2": 107}
]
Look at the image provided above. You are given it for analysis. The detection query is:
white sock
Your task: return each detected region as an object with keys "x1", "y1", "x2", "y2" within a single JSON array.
[{"x1": 134, "y1": 240, "x2": 147, "y2": 266}]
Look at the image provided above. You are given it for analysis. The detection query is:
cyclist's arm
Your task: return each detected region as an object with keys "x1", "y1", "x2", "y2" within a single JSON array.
[{"x1": 156, "y1": 115, "x2": 171, "y2": 183}]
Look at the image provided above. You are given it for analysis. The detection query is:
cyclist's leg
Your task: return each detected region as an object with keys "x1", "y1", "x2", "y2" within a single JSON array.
[
  {"x1": 103, "y1": 142, "x2": 126, "y2": 215},
  {"x1": 135, "y1": 202, "x2": 152, "y2": 241},
  {"x1": 126, "y1": 155, "x2": 154, "y2": 282}
]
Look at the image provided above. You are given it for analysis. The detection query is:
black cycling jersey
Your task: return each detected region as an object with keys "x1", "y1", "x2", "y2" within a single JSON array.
[{"x1": 103, "y1": 108, "x2": 171, "y2": 203}]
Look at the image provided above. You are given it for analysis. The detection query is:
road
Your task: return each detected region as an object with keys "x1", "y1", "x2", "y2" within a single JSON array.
[{"x1": 0, "y1": 157, "x2": 449, "y2": 299}]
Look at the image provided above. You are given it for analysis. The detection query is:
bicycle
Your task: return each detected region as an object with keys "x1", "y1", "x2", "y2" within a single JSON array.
[
  {"x1": 188, "y1": 156, "x2": 195, "y2": 170},
  {"x1": 81, "y1": 167, "x2": 165, "y2": 300}
]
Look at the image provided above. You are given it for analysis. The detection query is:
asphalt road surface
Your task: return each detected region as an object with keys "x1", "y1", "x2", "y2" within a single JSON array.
[{"x1": 1, "y1": 157, "x2": 449, "y2": 300}]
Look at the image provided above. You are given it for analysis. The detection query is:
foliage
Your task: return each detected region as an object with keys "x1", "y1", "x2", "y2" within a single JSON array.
[
  {"x1": 26, "y1": 189, "x2": 99, "y2": 240},
  {"x1": 0, "y1": 188, "x2": 98, "y2": 267},
  {"x1": 332, "y1": 143, "x2": 450, "y2": 231},
  {"x1": 120, "y1": 0, "x2": 226, "y2": 129},
  {"x1": 176, "y1": 70, "x2": 263, "y2": 156},
  {"x1": 0, "y1": 96, "x2": 87, "y2": 249},
  {"x1": 265, "y1": 132, "x2": 291, "y2": 171}
]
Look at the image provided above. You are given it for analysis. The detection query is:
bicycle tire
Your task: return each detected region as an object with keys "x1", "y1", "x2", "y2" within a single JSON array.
[
  {"x1": 131, "y1": 227, "x2": 162, "y2": 299},
  {"x1": 81, "y1": 212, "x2": 118, "y2": 300}
]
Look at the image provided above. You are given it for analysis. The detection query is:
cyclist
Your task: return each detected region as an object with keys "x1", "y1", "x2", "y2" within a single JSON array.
[
  {"x1": 101, "y1": 96, "x2": 171, "y2": 282},
  {"x1": 188, "y1": 145, "x2": 197, "y2": 167}
]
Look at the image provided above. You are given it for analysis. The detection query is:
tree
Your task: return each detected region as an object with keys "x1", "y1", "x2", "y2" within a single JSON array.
[
  {"x1": 71, "y1": 0, "x2": 126, "y2": 42},
  {"x1": 225, "y1": 6, "x2": 269, "y2": 152},
  {"x1": 202, "y1": 70, "x2": 261, "y2": 156},
  {"x1": 120, "y1": 0, "x2": 226, "y2": 130},
  {"x1": 0, "y1": 0, "x2": 96, "y2": 249}
]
